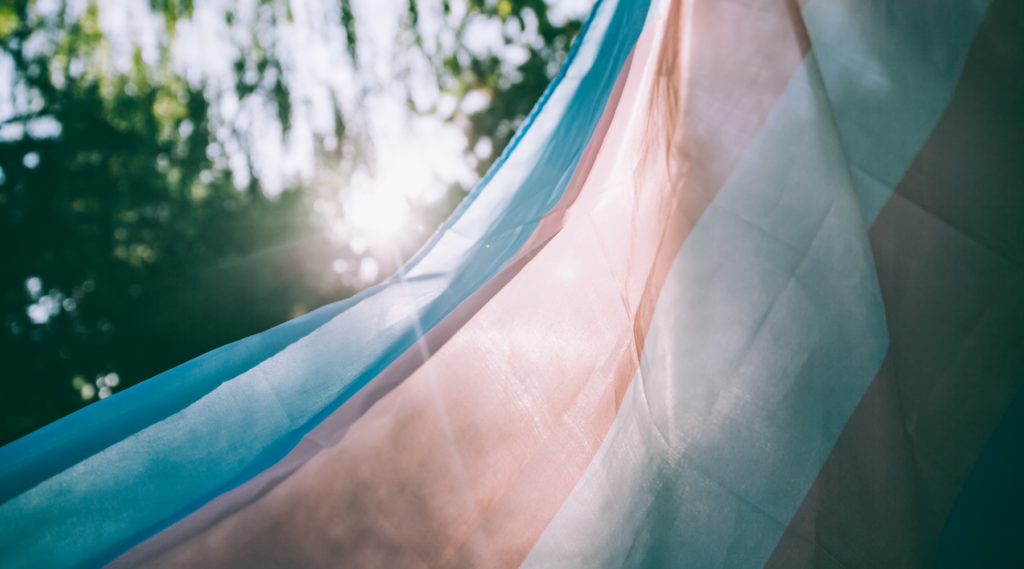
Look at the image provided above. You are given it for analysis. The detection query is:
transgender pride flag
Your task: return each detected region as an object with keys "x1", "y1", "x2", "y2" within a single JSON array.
[{"x1": 2, "y1": 0, "x2": 1022, "y2": 567}]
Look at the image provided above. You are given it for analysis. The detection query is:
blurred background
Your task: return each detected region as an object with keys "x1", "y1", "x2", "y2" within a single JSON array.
[{"x1": 0, "y1": 0, "x2": 592, "y2": 446}]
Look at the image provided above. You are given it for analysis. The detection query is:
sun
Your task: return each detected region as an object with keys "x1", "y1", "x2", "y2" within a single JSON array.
[{"x1": 345, "y1": 190, "x2": 410, "y2": 242}]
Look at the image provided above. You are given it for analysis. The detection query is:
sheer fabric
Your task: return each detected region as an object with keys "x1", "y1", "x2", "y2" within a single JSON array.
[{"x1": 2, "y1": 0, "x2": 1022, "y2": 567}]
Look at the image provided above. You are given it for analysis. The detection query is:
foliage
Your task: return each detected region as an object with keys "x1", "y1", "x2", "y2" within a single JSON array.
[
  {"x1": 0, "y1": 0, "x2": 349, "y2": 444},
  {"x1": 434, "y1": 0, "x2": 583, "y2": 174}
]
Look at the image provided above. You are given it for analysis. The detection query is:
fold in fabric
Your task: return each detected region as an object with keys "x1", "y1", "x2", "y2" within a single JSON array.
[
  {"x1": 768, "y1": 0, "x2": 1024, "y2": 564},
  {"x1": 122, "y1": 12, "x2": 676, "y2": 568},
  {"x1": 2, "y1": 0, "x2": 1021, "y2": 568},
  {"x1": 524, "y1": 0, "x2": 890, "y2": 564},
  {"x1": 0, "y1": 1, "x2": 653, "y2": 566},
  {"x1": 108, "y1": 20, "x2": 641, "y2": 569},
  {"x1": 530, "y1": 0, "x2": 1019, "y2": 567}
]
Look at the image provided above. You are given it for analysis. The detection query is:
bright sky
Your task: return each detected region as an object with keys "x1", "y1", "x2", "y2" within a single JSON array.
[{"x1": 2, "y1": 0, "x2": 594, "y2": 283}]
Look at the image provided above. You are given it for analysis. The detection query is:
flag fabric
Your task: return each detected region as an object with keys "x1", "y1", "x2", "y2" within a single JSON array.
[{"x1": 2, "y1": 0, "x2": 1022, "y2": 567}]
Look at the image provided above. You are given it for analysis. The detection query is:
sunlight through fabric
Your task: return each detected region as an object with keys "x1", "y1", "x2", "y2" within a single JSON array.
[{"x1": 2, "y1": 0, "x2": 1023, "y2": 567}]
